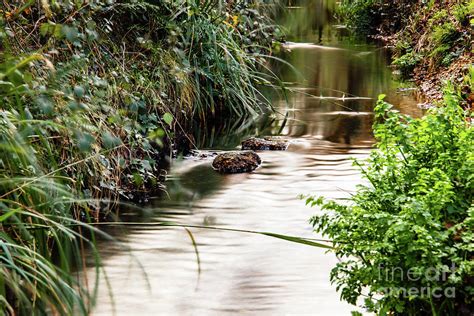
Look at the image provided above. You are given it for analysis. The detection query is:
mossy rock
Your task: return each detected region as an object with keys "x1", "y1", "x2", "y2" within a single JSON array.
[
  {"x1": 212, "y1": 151, "x2": 261, "y2": 174},
  {"x1": 241, "y1": 137, "x2": 289, "y2": 151}
]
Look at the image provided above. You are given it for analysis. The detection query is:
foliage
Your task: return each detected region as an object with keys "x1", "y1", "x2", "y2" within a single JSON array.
[
  {"x1": 336, "y1": 0, "x2": 380, "y2": 36},
  {"x1": 392, "y1": 49, "x2": 421, "y2": 79},
  {"x1": 105, "y1": 0, "x2": 280, "y2": 121},
  {"x1": 336, "y1": 0, "x2": 418, "y2": 36},
  {"x1": 2, "y1": 0, "x2": 281, "y2": 198},
  {"x1": 336, "y1": 1, "x2": 472, "y2": 82},
  {"x1": 0, "y1": 55, "x2": 104, "y2": 314},
  {"x1": 453, "y1": 2, "x2": 473, "y2": 27},
  {"x1": 428, "y1": 22, "x2": 461, "y2": 67},
  {"x1": 305, "y1": 83, "x2": 474, "y2": 314},
  {"x1": 0, "y1": 0, "x2": 281, "y2": 313},
  {"x1": 417, "y1": 3, "x2": 471, "y2": 71}
]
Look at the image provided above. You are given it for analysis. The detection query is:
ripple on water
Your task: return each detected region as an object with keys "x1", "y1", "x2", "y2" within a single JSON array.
[{"x1": 89, "y1": 139, "x2": 370, "y2": 315}]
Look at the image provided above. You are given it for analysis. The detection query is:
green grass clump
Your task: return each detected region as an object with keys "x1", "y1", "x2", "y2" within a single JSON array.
[{"x1": 0, "y1": 56, "x2": 102, "y2": 314}]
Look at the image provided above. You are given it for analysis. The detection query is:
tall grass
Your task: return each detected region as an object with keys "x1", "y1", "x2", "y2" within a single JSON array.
[
  {"x1": 2, "y1": 0, "x2": 284, "y2": 195},
  {"x1": 105, "y1": 0, "x2": 283, "y2": 126},
  {"x1": 1, "y1": 0, "x2": 284, "y2": 313},
  {"x1": 0, "y1": 57, "x2": 102, "y2": 313}
]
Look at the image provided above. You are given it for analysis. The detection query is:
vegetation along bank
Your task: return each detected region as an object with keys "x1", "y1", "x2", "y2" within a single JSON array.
[
  {"x1": 306, "y1": 84, "x2": 474, "y2": 315},
  {"x1": 0, "y1": 0, "x2": 281, "y2": 313},
  {"x1": 337, "y1": 0, "x2": 473, "y2": 104},
  {"x1": 304, "y1": 1, "x2": 473, "y2": 315}
]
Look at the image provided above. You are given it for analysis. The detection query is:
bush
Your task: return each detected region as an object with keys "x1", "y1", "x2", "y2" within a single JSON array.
[
  {"x1": 393, "y1": 50, "x2": 422, "y2": 79},
  {"x1": 305, "y1": 85, "x2": 474, "y2": 314}
]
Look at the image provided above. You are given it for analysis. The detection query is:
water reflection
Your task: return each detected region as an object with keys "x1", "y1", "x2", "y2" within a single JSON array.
[
  {"x1": 88, "y1": 1, "x2": 421, "y2": 315},
  {"x1": 165, "y1": 163, "x2": 225, "y2": 204},
  {"x1": 283, "y1": 0, "x2": 337, "y2": 43}
]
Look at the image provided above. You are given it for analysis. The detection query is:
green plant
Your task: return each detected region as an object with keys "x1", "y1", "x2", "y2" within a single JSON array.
[
  {"x1": 305, "y1": 86, "x2": 474, "y2": 314},
  {"x1": 428, "y1": 9, "x2": 449, "y2": 27},
  {"x1": 453, "y1": 3, "x2": 472, "y2": 27},
  {"x1": 393, "y1": 50, "x2": 422, "y2": 79},
  {"x1": 337, "y1": 1, "x2": 471, "y2": 81},
  {"x1": 0, "y1": 56, "x2": 104, "y2": 314},
  {"x1": 428, "y1": 22, "x2": 460, "y2": 65}
]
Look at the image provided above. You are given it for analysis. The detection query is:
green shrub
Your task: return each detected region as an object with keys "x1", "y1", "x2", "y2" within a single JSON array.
[
  {"x1": 305, "y1": 86, "x2": 474, "y2": 314},
  {"x1": 393, "y1": 50, "x2": 422, "y2": 79}
]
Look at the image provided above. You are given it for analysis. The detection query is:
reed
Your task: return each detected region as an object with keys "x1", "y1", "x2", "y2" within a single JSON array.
[{"x1": 0, "y1": 85, "x2": 102, "y2": 313}]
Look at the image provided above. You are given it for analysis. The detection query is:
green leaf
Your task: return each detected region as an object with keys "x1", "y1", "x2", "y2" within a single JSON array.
[
  {"x1": 73, "y1": 85, "x2": 85, "y2": 98},
  {"x1": 77, "y1": 133, "x2": 95, "y2": 152},
  {"x1": 40, "y1": 22, "x2": 63, "y2": 38},
  {"x1": 148, "y1": 128, "x2": 165, "y2": 142},
  {"x1": 62, "y1": 25, "x2": 80, "y2": 43},
  {"x1": 36, "y1": 96, "x2": 54, "y2": 115},
  {"x1": 163, "y1": 112, "x2": 173, "y2": 127},
  {"x1": 261, "y1": 232, "x2": 333, "y2": 249},
  {"x1": 0, "y1": 209, "x2": 17, "y2": 222},
  {"x1": 102, "y1": 131, "x2": 121, "y2": 149}
]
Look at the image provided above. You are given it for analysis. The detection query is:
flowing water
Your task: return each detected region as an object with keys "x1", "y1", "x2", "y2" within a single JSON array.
[{"x1": 88, "y1": 2, "x2": 421, "y2": 315}]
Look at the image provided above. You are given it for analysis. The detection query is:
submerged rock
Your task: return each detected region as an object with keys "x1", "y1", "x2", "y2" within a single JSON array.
[
  {"x1": 241, "y1": 137, "x2": 289, "y2": 151},
  {"x1": 212, "y1": 151, "x2": 261, "y2": 173}
]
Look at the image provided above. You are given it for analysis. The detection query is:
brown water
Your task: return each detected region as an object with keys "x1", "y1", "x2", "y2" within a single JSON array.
[{"x1": 88, "y1": 2, "x2": 421, "y2": 315}]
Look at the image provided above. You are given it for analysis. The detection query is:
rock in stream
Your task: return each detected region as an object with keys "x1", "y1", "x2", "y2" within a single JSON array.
[
  {"x1": 212, "y1": 151, "x2": 261, "y2": 173},
  {"x1": 241, "y1": 137, "x2": 289, "y2": 151}
]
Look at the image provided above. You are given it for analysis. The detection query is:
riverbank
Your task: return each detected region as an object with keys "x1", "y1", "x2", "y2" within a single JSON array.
[
  {"x1": 338, "y1": 0, "x2": 473, "y2": 105},
  {"x1": 0, "y1": 1, "x2": 281, "y2": 313}
]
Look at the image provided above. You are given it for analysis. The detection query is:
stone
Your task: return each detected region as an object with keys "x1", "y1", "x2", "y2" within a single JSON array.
[
  {"x1": 241, "y1": 137, "x2": 289, "y2": 151},
  {"x1": 212, "y1": 151, "x2": 261, "y2": 173}
]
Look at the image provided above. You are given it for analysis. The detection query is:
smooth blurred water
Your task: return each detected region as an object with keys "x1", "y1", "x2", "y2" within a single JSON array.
[{"x1": 87, "y1": 1, "x2": 421, "y2": 315}]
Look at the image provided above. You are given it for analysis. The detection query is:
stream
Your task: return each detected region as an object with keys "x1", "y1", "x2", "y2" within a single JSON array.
[{"x1": 88, "y1": 2, "x2": 422, "y2": 315}]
